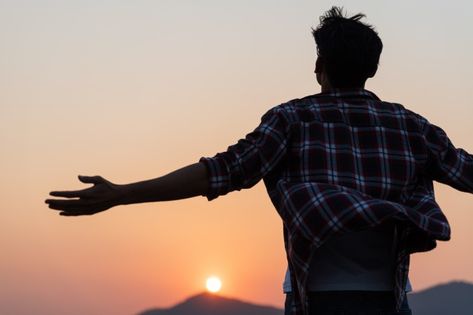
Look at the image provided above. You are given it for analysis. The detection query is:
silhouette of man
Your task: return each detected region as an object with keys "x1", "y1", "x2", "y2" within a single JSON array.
[{"x1": 46, "y1": 7, "x2": 473, "y2": 315}]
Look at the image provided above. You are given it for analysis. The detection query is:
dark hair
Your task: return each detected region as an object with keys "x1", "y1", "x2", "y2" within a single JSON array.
[{"x1": 312, "y1": 7, "x2": 383, "y2": 88}]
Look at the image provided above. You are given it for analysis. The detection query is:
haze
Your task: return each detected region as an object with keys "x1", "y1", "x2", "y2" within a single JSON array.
[{"x1": 1, "y1": 1, "x2": 472, "y2": 315}]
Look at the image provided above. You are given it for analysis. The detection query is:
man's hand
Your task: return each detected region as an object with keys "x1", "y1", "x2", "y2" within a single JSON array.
[{"x1": 46, "y1": 175, "x2": 122, "y2": 216}]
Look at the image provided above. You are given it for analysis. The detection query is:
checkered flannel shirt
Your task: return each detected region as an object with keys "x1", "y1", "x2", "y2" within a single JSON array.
[{"x1": 199, "y1": 89, "x2": 473, "y2": 315}]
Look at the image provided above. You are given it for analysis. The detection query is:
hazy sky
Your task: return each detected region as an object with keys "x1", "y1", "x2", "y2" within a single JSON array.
[{"x1": 1, "y1": 1, "x2": 473, "y2": 315}]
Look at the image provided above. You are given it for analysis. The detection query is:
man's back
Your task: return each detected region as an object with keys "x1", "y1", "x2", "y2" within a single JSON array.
[
  {"x1": 280, "y1": 90, "x2": 425, "y2": 294},
  {"x1": 263, "y1": 89, "x2": 428, "y2": 204}
]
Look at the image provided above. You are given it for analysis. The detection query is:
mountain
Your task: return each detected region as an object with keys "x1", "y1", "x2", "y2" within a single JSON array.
[
  {"x1": 138, "y1": 281, "x2": 473, "y2": 315},
  {"x1": 138, "y1": 292, "x2": 283, "y2": 315},
  {"x1": 408, "y1": 281, "x2": 473, "y2": 315}
]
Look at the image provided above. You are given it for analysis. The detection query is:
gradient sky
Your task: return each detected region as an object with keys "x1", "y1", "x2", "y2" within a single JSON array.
[{"x1": 1, "y1": 1, "x2": 473, "y2": 315}]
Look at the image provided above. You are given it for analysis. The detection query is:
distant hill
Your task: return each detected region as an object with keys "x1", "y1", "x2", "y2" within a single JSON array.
[
  {"x1": 409, "y1": 281, "x2": 473, "y2": 315},
  {"x1": 138, "y1": 292, "x2": 283, "y2": 315},
  {"x1": 138, "y1": 281, "x2": 473, "y2": 315}
]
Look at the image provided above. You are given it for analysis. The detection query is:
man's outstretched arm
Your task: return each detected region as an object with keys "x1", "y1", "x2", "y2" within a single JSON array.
[{"x1": 45, "y1": 162, "x2": 209, "y2": 216}]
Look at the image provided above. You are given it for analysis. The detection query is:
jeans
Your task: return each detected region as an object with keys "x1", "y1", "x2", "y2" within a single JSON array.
[{"x1": 284, "y1": 291, "x2": 412, "y2": 315}]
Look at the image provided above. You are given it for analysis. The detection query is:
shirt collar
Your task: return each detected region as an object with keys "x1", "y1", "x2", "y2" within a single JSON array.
[{"x1": 318, "y1": 88, "x2": 380, "y2": 100}]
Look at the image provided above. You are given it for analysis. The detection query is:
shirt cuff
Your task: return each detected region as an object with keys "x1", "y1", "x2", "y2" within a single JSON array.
[{"x1": 199, "y1": 156, "x2": 232, "y2": 201}]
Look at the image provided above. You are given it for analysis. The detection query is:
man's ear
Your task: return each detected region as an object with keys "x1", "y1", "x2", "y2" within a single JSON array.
[
  {"x1": 367, "y1": 65, "x2": 378, "y2": 78},
  {"x1": 315, "y1": 56, "x2": 324, "y2": 74}
]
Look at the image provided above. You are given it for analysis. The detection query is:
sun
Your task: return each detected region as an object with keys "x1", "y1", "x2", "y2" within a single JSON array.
[{"x1": 206, "y1": 276, "x2": 222, "y2": 293}]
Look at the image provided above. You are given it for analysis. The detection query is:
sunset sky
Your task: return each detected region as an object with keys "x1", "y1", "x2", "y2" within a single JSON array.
[{"x1": 1, "y1": 1, "x2": 473, "y2": 315}]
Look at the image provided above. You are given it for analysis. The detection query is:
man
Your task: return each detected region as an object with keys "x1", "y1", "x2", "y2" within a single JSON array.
[{"x1": 46, "y1": 7, "x2": 473, "y2": 315}]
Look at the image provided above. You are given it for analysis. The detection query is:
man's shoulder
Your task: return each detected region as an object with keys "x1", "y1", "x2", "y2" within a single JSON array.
[
  {"x1": 270, "y1": 93, "x2": 332, "y2": 114},
  {"x1": 274, "y1": 90, "x2": 409, "y2": 111},
  {"x1": 265, "y1": 94, "x2": 322, "y2": 124},
  {"x1": 266, "y1": 91, "x2": 430, "y2": 129}
]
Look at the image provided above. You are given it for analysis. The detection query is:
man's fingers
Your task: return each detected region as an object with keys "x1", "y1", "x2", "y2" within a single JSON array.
[
  {"x1": 60, "y1": 211, "x2": 91, "y2": 216},
  {"x1": 60, "y1": 211, "x2": 78, "y2": 216},
  {"x1": 78, "y1": 175, "x2": 103, "y2": 185},
  {"x1": 49, "y1": 190, "x2": 85, "y2": 198},
  {"x1": 46, "y1": 199, "x2": 88, "y2": 211}
]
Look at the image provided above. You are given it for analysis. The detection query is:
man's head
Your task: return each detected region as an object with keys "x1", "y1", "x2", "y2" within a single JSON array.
[{"x1": 313, "y1": 7, "x2": 383, "y2": 89}]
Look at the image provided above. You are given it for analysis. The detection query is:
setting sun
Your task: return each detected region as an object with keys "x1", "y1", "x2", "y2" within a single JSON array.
[{"x1": 206, "y1": 276, "x2": 222, "y2": 293}]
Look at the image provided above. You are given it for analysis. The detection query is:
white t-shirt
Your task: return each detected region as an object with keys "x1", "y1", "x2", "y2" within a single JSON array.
[{"x1": 283, "y1": 223, "x2": 412, "y2": 293}]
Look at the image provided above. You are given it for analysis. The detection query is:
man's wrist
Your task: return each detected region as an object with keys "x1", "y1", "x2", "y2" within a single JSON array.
[{"x1": 114, "y1": 183, "x2": 133, "y2": 206}]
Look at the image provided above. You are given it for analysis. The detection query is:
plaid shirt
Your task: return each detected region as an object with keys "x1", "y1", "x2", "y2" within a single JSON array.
[{"x1": 199, "y1": 89, "x2": 473, "y2": 315}]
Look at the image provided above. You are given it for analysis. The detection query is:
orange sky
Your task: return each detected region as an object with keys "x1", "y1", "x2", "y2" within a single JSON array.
[{"x1": 1, "y1": 1, "x2": 473, "y2": 315}]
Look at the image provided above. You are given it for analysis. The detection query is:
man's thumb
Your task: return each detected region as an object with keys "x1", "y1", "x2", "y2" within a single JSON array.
[{"x1": 78, "y1": 175, "x2": 103, "y2": 184}]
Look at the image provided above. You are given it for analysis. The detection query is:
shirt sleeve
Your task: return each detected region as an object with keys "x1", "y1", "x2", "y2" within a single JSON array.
[
  {"x1": 422, "y1": 120, "x2": 473, "y2": 193},
  {"x1": 199, "y1": 106, "x2": 290, "y2": 201}
]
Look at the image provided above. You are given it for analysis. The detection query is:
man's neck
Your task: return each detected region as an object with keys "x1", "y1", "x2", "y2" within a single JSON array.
[{"x1": 321, "y1": 84, "x2": 365, "y2": 93}]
